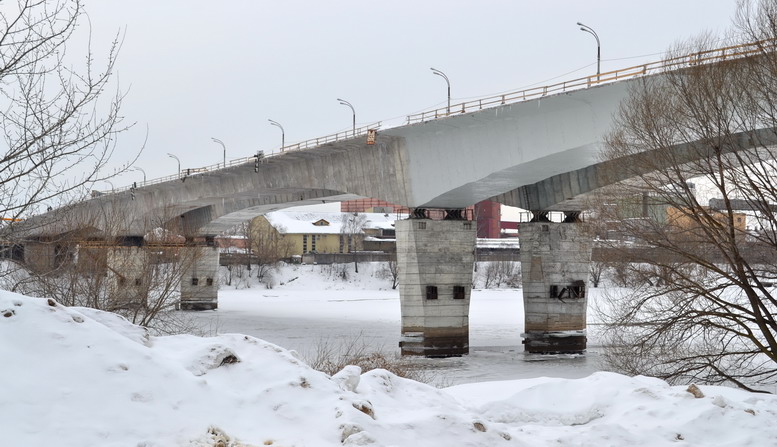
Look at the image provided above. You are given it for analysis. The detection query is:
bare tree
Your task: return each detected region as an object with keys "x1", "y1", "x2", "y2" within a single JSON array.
[
  {"x1": 2, "y1": 235, "x2": 202, "y2": 334},
  {"x1": 377, "y1": 254, "x2": 399, "y2": 289},
  {"x1": 340, "y1": 212, "x2": 366, "y2": 273},
  {"x1": 248, "y1": 218, "x2": 291, "y2": 288},
  {"x1": 476, "y1": 260, "x2": 521, "y2": 289},
  {"x1": 589, "y1": 261, "x2": 606, "y2": 288},
  {"x1": 0, "y1": 0, "x2": 132, "y2": 223},
  {"x1": 385, "y1": 258, "x2": 399, "y2": 289},
  {"x1": 218, "y1": 222, "x2": 251, "y2": 289},
  {"x1": 595, "y1": 2, "x2": 777, "y2": 392},
  {"x1": 0, "y1": 202, "x2": 206, "y2": 334}
]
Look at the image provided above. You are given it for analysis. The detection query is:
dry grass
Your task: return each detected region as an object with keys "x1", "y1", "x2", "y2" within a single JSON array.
[{"x1": 304, "y1": 333, "x2": 434, "y2": 383}]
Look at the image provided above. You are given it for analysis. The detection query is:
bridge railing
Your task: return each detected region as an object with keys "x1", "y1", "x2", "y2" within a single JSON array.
[
  {"x1": 102, "y1": 39, "x2": 774, "y2": 196},
  {"x1": 106, "y1": 122, "x2": 381, "y2": 194},
  {"x1": 276, "y1": 122, "x2": 380, "y2": 152},
  {"x1": 405, "y1": 39, "x2": 775, "y2": 124}
]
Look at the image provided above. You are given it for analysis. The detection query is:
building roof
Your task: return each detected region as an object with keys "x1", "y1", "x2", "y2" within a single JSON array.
[
  {"x1": 263, "y1": 211, "x2": 404, "y2": 235},
  {"x1": 476, "y1": 238, "x2": 520, "y2": 249}
]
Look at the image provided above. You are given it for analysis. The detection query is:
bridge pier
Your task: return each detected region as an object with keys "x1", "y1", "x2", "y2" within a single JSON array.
[
  {"x1": 520, "y1": 213, "x2": 592, "y2": 353},
  {"x1": 22, "y1": 241, "x2": 56, "y2": 272},
  {"x1": 107, "y1": 246, "x2": 149, "y2": 308},
  {"x1": 180, "y1": 244, "x2": 220, "y2": 310},
  {"x1": 22, "y1": 240, "x2": 75, "y2": 273},
  {"x1": 396, "y1": 213, "x2": 475, "y2": 357}
]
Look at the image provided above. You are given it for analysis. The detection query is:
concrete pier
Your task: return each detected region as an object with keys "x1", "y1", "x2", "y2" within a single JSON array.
[
  {"x1": 107, "y1": 246, "x2": 149, "y2": 308},
  {"x1": 22, "y1": 240, "x2": 77, "y2": 273},
  {"x1": 180, "y1": 245, "x2": 220, "y2": 310},
  {"x1": 396, "y1": 217, "x2": 476, "y2": 357},
  {"x1": 520, "y1": 217, "x2": 592, "y2": 353},
  {"x1": 22, "y1": 241, "x2": 56, "y2": 273}
]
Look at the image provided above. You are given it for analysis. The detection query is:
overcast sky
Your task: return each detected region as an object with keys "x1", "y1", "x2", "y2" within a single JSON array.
[{"x1": 79, "y1": 0, "x2": 739, "y2": 189}]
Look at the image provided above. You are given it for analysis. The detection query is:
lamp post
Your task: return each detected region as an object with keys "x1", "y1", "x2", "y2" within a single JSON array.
[
  {"x1": 211, "y1": 137, "x2": 226, "y2": 168},
  {"x1": 105, "y1": 180, "x2": 114, "y2": 192},
  {"x1": 166, "y1": 153, "x2": 180, "y2": 176},
  {"x1": 268, "y1": 119, "x2": 285, "y2": 151},
  {"x1": 134, "y1": 167, "x2": 146, "y2": 183},
  {"x1": 577, "y1": 22, "x2": 601, "y2": 80},
  {"x1": 337, "y1": 98, "x2": 357, "y2": 136},
  {"x1": 337, "y1": 98, "x2": 356, "y2": 136},
  {"x1": 430, "y1": 67, "x2": 451, "y2": 115}
]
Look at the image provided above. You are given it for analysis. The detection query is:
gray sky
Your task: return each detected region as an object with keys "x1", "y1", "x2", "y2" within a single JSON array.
[{"x1": 82, "y1": 0, "x2": 739, "y2": 188}]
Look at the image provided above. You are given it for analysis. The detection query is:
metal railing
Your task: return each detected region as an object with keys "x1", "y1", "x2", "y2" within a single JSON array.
[
  {"x1": 107, "y1": 122, "x2": 381, "y2": 194},
  {"x1": 105, "y1": 39, "x2": 775, "y2": 196},
  {"x1": 406, "y1": 39, "x2": 775, "y2": 124},
  {"x1": 277, "y1": 122, "x2": 379, "y2": 152}
]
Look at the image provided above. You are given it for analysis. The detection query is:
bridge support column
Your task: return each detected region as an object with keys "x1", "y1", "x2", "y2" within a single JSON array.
[
  {"x1": 23, "y1": 240, "x2": 75, "y2": 273},
  {"x1": 396, "y1": 215, "x2": 476, "y2": 357},
  {"x1": 180, "y1": 245, "x2": 219, "y2": 310},
  {"x1": 107, "y1": 246, "x2": 149, "y2": 308},
  {"x1": 520, "y1": 213, "x2": 592, "y2": 353},
  {"x1": 22, "y1": 241, "x2": 56, "y2": 273}
]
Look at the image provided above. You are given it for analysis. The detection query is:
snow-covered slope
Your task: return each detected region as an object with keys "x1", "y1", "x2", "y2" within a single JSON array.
[{"x1": 2, "y1": 290, "x2": 776, "y2": 446}]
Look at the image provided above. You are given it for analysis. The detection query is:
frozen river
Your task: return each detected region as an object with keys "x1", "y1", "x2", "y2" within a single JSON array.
[{"x1": 185, "y1": 269, "x2": 606, "y2": 386}]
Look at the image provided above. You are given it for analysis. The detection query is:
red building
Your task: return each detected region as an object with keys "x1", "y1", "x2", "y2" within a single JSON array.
[{"x1": 474, "y1": 201, "x2": 501, "y2": 239}]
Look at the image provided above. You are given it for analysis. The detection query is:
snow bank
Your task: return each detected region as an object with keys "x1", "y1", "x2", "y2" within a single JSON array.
[
  {"x1": 2, "y1": 290, "x2": 776, "y2": 446},
  {"x1": 448, "y1": 375, "x2": 777, "y2": 446}
]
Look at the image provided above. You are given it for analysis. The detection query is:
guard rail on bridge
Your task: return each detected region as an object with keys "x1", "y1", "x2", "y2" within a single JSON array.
[
  {"x1": 107, "y1": 122, "x2": 381, "y2": 194},
  {"x1": 100, "y1": 39, "x2": 775, "y2": 196},
  {"x1": 406, "y1": 39, "x2": 775, "y2": 124}
]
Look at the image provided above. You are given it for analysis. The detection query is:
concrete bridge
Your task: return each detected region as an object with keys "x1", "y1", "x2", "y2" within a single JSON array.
[{"x1": 7, "y1": 41, "x2": 770, "y2": 356}]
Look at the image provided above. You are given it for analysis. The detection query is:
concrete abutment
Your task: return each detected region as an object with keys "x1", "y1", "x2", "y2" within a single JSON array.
[
  {"x1": 105, "y1": 244, "x2": 220, "y2": 311},
  {"x1": 107, "y1": 246, "x2": 150, "y2": 308},
  {"x1": 180, "y1": 245, "x2": 220, "y2": 310},
  {"x1": 396, "y1": 218, "x2": 476, "y2": 357},
  {"x1": 520, "y1": 219, "x2": 592, "y2": 353}
]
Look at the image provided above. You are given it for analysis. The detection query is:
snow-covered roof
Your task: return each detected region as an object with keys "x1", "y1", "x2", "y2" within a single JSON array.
[
  {"x1": 364, "y1": 236, "x2": 396, "y2": 242},
  {"x1": 476, "y1": 238, "x2": 520, "y2": 249},
  {"x1": 263, "y1": 211, "x2": 404, "y2": 235}
]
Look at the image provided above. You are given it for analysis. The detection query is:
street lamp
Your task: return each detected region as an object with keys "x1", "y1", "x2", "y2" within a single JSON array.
[
  {"x1": 577, "y1": 22, "x2": 601, "y2": 80},
  {"x1": 268, "y1": 119, "x2": 285, "y2": 151},
  {"x1": 134, "y1": 167, "x2": 146, "y2": 183},
  {"x1": 430, "y1": 67, "x2": 451, "y2": 115},
  {"x1": 337, "y1": 98, "x2": 356, "y2": 136},
  {"x1": 211, "y1": 137, "x2": 226, "y2": 168},
  {"x1": 166, "y1": 153, "x2": 180, "y2": 175}
]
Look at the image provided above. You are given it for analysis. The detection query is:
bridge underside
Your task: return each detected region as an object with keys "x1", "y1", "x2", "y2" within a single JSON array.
[{"x1": 172, "y1": 192, "x2": 363, "y2": 236}]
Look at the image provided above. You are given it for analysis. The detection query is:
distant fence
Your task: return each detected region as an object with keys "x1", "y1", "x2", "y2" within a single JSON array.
[
  {"x1": 301, "y1": 252, "x2": 394, "y2": 265},
  {"x1": 219, "y1": 252, "x2": 394, "y2": 266},
  {"x1": 476, "y1": 249, "x2": 520, "y2": 262},
  {"x1": 220, "y1": 247, "x2": 521, "y2": 266}
]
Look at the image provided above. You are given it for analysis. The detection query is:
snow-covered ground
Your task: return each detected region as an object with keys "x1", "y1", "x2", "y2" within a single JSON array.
[{"x1": 3, "y1": 262, "x2": 777, "y2": 446}]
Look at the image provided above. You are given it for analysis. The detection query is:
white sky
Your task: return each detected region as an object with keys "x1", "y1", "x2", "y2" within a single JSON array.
[{"x1": 79, "y1": 0, "x2": 739, "y2": 188}]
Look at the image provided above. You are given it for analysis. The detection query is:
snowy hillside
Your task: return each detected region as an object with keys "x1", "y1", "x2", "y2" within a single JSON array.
[{"x1": 2, "y1": 290, "x2": 777, "y2": 446}]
